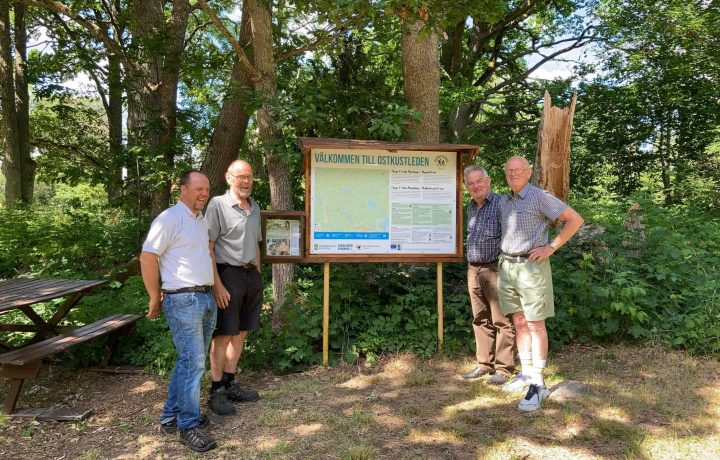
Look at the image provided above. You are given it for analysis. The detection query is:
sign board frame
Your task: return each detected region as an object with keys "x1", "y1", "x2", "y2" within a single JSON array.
[
  {"x1": 299, "y1": 137, "x2": 478, "y2": 263},
  {"x1": 260, "y1": 211, "x2": 306, "y2": 264}
]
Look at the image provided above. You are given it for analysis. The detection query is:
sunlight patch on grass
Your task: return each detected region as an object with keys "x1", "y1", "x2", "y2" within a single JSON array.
[
  {"x1": 640, "y1": 432, "x2": 720, "y2": 459},
  {"x1": 341, "y1": 443, "x2": 377, "y2": 460},
  {"x1": 337, "y1": 374, "x2": 380, "y2": 390},
  {"x1": 443, "y1": 397, "x2": 495, "y2": 416},
  {"x1": 130, "y1": 380, "x2": 158, "y2": 394},
  {"x1": 407, "y1": 427, "x2": 464, "y2": 445},
  {"x1": 291, "y1": 422, "x2": 323, "y2": 436},
  {"x1": 253, "y1": 434, "x2": 283, "y2": 451},
  {"x1": 594, "y1": 405, "x2": 631, "y2": 423},
  {"x1": 404, "y1": 368, "x2": 437, "y2": 387}
]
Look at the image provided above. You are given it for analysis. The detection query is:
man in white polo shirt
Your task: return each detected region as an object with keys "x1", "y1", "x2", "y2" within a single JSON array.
[{"x1": 140, "y1": 171, "x2": 218, "y2": 453}]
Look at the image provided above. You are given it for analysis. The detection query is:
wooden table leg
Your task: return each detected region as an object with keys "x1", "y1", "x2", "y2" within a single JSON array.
[
  {"x1": 0, "y1": 361, "x2": 42, "y2": 414},
  {"x1": 4, "y1": 379, "x2": 24, "y2": 414}
]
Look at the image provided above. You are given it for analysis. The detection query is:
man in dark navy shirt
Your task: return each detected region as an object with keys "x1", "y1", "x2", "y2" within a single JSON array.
[{"x1": 462, "y1": 165, "x2": 515, "y2": 384}]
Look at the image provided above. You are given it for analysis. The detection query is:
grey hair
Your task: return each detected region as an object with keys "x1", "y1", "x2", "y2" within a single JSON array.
[
  {"x1": 463, "y1": 165, "x2": 488, "y2": 183},
  {"x1": 504, "y1": 155, "x2": 531, "y2": 170}
]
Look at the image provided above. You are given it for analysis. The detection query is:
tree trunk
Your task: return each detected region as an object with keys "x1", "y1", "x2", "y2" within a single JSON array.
[
  {"x1": 202, "y1": 12, "x2": 253, "y2": 197},
  {"x1": 13, "y1": 5, "x2": 34, "y2": 204},
  {"x1": 0, "y1": 2, "x2": 22, "y2": 207},
  {"x1": 126, "y1": 0, "x2": 191, "y2": 217},
  {"x1": 106, "y1": 51, "x2": 124, "y2": 203},
  {"x1": 658, "y1": 118, "x2": 673, "y2": 206},
  {"x1": 531, "y1": 91, "x2": 577, "y2": 203},
  {"x1": 401, "y1": 16, "x2": 440, "y2": 143},
  {"x1": 246, "y1": 0, "x2": 294, "y2": 329}
]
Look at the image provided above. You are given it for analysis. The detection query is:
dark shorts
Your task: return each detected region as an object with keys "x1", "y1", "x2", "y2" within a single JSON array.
[{"x1": 214, "y1": 263, "x2": 263, "y2": 336}]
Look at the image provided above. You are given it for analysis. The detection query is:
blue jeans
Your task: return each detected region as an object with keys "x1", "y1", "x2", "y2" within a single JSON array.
[{"x1": 160, "y1": 291, "x2": 217, "y2": 429}]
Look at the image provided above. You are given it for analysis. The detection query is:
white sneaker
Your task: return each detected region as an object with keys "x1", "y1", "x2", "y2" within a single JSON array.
[
  {"x1": 502, "y1": 373, "x2": 530, "y2": 393},
  {"x1": 517, "y1": 384, "x2": 550, "y2": 412}
]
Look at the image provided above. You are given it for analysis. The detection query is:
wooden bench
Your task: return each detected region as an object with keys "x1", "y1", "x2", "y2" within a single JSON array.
[{"x1": 0, "y1": 313, "x2": 142, "y2": 415}]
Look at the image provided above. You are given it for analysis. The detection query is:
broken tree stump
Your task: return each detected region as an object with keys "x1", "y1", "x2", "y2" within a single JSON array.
[{"x1": 531, "y1": 91, "x2": 578, "y2": 203}]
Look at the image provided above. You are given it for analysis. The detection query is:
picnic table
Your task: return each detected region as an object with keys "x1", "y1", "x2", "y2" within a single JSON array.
[{"x1": 0, "y1": 278, "x2": 141, "y2": 418}]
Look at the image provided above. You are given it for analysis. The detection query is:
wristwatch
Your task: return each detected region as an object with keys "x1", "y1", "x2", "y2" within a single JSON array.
[{"x1": 549, "y1": 241, "x2": 558, "y2": 250}]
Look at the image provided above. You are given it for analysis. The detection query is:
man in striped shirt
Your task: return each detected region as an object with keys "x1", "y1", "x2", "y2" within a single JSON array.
[
  {"x1": 462, "y1": 165, "x2": 515, "y2": 385},
  {"x1": 498, "y1": 156, "x2": 584, "y2": 412}
]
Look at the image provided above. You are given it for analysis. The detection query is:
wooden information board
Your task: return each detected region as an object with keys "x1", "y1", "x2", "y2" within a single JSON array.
[{"x1": 299, "y1": 137, "x2": 478, "y2": 263}]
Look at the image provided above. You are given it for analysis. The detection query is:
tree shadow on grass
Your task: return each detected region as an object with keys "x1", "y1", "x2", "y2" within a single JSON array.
[{"x1": 0, "y1": 344, "x2": 717, "y2": 459}]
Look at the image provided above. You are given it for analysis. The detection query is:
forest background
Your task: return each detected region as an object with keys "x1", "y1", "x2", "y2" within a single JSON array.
[{"x1": 0, "y1": 0, "x2": 718, "y2": 374}]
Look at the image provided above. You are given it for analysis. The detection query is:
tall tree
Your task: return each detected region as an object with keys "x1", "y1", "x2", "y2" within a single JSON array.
[
  {"x1": 574, "y1": 0, "x2": 720, "y2": 203},
  {"x1": 438, "y1": 0, "x2": 595, "y2": 153},
  {"x1": 1, "y1": 2, "x2": 35, "y2": 207},
  {"x1": 400, "y1": 5, "x2": 439, "y2": 142},
  {"x1": 126, "y1": 0, "x2": 192, "y2": 216},
  {"x1": 200, "y1": 9, "x2": 253, "y2": 197}
]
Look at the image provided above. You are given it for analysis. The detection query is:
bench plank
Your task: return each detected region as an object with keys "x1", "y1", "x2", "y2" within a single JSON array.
[
  {"x1": 0, "y1": 279, "x2": 107, "y2": 313},
  {"x1": 0, "y1": 314, "x2": 142, "y2": 366}
]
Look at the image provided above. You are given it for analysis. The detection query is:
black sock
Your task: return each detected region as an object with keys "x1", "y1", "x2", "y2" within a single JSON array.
[
  {"x1": 222, "y1": 372, "x2": 235, "y2": 387},
  {"x1": 211, "y1": 380, "x2": 224, "y2": 392}
]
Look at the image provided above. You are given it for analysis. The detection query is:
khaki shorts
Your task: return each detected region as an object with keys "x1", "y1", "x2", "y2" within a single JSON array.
[{"x1": 498, "y1": 256, "x2": 554, "y2": 321}]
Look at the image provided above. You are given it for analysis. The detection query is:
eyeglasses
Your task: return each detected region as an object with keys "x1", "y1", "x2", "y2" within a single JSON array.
[
  {"x1": 505, "y1": 168, "x2": 528, "y2": 175},
  {"x1": 229, "y1": 174, "x2": 253, "y2": 181}
]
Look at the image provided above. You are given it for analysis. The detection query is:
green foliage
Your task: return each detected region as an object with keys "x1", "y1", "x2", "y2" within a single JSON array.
[
  {"x1": 42, "y1": 276, "x2": 177, "y2": 373},
  {"x1": 551, "y1": 193, "x2": 720, "y2": 355},
  {"x1": 242, "y1": 262, "x2": 473, "y2": 373},
  {"x1": 0, "y1": 184, "x2": 145, "y2": 278}
]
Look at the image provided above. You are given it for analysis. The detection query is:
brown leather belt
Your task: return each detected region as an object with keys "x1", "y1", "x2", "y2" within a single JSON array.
[{"x1": 469, "y1": 261, "x2": 497, "y2": 267}]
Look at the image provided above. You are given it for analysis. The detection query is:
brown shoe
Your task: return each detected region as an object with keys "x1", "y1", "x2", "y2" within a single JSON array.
[{"x1": 462, "y1": 366, "x2": 491, "y2": 380}]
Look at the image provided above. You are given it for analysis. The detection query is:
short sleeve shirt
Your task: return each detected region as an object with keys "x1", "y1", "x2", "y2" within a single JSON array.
[
  {"x1": 141, "y1": 202, "x2": 214, "y2": 290},
  {"x1": 499, "y1": 184, "x2": 568, "y2": 255},
  {"x1": 205, "y1": 192, "x2": 262, "y2": 265},
  {"x1": 466, "y1": 192, "x2": 501, "y2": 263}
]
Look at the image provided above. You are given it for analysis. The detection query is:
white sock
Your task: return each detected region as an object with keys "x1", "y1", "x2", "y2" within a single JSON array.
[
  {"x1": 519, "y1": 352, "x2": 532, "y2": 377},
  {"x1": 531, "y1": 358, "x2": 547, "y2": 387}
]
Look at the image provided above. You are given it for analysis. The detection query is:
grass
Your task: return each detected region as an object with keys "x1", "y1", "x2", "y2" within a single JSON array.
[{"x1": 1, "y1": 343, "x2": 719, "y2": 459}]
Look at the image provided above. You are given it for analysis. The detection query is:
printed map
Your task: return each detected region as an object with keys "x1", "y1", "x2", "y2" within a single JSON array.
[{"x1": 313, "y1": 167, "x2": 389, "y2": 233}]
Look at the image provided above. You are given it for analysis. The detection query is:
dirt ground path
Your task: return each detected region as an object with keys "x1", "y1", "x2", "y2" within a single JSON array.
[{"x1": 1, "y1": 344, "x2": 719, "y2": 459}]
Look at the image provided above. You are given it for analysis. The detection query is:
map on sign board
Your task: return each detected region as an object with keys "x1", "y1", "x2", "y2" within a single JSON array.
[{"x1": 310, "y1": 148, "x2": 457, "y2": 255}]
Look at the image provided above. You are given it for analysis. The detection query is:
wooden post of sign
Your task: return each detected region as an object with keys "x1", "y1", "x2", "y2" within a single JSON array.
[
  {"x1": 437, "y1": 262, "x2": 443, "y2": 352},
  {"x1": 323, "y1": 262, "x2": 330, "y2": 365}
]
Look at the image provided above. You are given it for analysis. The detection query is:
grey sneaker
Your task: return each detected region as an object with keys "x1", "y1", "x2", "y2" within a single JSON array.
[
  {"x1": 502, "y1": 373, "x2": 530, "y2": 393},
  {"x1": 226, "y1": 380, "x2": 260, "y2": 402},
  {"x1": 518, "y1": 384, "x2": 550, "y2": 412},
  {"x1": 179, "y1": 427, "x2": 217, "y2": 453},
  {"x1": 159, "y1": 414, "x2": 208, "y2": 435},
  {"x1": 486, "y1": 372, "x2": 510, "y2": 386},
  {"x1": 208, "y1": 387, "x2": 236, "y2": 415}
]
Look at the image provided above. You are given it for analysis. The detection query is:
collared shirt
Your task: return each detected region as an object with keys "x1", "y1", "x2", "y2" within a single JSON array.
[
  {"x1": 141, "y1": 202, "x2": 214, "y2": 290},
  {"x1": 205, "y1": 191, "x2": 262, "y2": 265},
  {"x1": 466, "y1": 191, "x2": 502, "y2": 263},
  {"x1": 499, "y1": 183, "x2": 568, "y2": 255}
]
